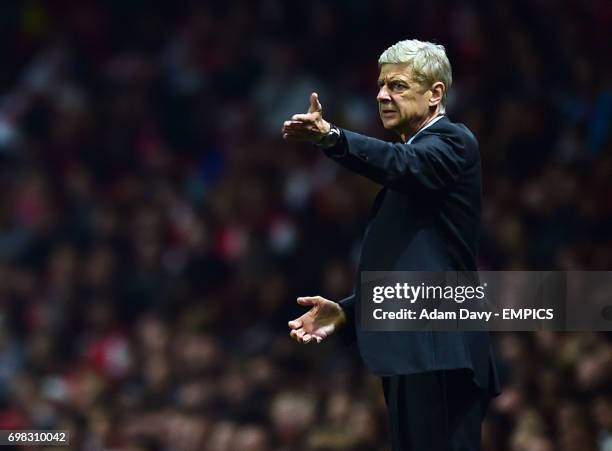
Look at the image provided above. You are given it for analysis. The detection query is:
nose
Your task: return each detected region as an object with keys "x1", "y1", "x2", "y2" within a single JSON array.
[{"x1": 377, "y1": 85, "x2": 391, "y2": 102}]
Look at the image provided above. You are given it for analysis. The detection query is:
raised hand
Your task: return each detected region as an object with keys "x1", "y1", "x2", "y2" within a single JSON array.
[
  {"x1": 282, "y1": 92, "x2": 331, "y2": 143},
  {"x1": 288, "y1": 296, "x2": 346, "y2": 344}
]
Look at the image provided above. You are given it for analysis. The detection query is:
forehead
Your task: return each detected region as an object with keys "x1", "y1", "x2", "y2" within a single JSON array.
[{"x1": 378, "y1": 63, "x2": 413, "y2": 82}]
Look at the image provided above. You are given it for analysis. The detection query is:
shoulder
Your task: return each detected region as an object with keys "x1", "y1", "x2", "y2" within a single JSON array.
[
  {"x1": 417, "y1": 116, "x2": 479, "y2": 154},
  {"x1": 422, "y1": 116, "x2": 477, "y2": 141}
]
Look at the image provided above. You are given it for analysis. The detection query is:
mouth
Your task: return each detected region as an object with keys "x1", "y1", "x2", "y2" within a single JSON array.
[{"x1": 381, "y1": 110, "x2": 397, "y2": 117}]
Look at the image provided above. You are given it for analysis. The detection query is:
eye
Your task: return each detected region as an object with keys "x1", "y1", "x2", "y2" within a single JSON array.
[{"x1": 390, "y1": 81, "x2": 407, "y2": 91}]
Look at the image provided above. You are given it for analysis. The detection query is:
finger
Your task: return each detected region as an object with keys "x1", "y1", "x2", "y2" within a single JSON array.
[
  {"x1": 283, "y1": 123, "x2": 315, "y2": 136},
  {"x1": 290, "y1": 329, "x2": 299, "y2": 340},
  {"x1": 283, "y1": 128, "x2": 312, "y2": 139},
  {"x1": 283, "y1": 124, "x2": 312, "y2": 135},
  {"x1": 308, "y1": 92, "x2": 322, "y2": 113},
  {"x1": 283, "y1": 132, "x2": 311, "y2": 142},
  {"x1": 291, "y1": 113, "x2": 316, "y2": 122},
  {"x1": 297, "y1": 297, "x2": 319, "y2": 306},
  {"x1": 288, "y1": 319, "x2": 302, "y2": 329},
  {"x1": 283, "y1": 120, "x2": 305, "y2": 130},
  {"x1": 303, "y1": 334, "x2": 312, "y2": 343},
  {"x1": 314, "y1": 336, "x2": 322, "y2": 344},
  {"x1": 283, "y1": 126, "x2": 314, "y2": 137}
]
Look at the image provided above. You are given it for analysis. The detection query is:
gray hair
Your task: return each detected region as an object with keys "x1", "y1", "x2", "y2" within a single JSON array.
[{"x1": 378, "y1": 39, "x2": 452, "y2": 112}]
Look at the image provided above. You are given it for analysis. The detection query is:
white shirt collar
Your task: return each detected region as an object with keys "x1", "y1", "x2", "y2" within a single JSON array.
[{"x1": 407, "y1": 114, "x2": 445, "y2": 144}]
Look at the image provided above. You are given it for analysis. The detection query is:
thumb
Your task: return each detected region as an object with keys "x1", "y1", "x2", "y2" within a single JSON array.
[
  {"x1": 288, "y1": 319, "x2": 302, "y2": 329},
  {"x1": 308, "y1": 92, "x2": 322, "y2": 113}
]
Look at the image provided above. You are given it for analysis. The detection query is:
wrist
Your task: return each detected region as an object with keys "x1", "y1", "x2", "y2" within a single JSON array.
[
  {"x1": 335, "y1": 302, "x2": 347, "y2": 328},
  {"x1": 315, "y1": 124, "x2": 341, "y2": 148},
  {"x1": 322, "y1": 121, "x2": 331, "y2": 134}
]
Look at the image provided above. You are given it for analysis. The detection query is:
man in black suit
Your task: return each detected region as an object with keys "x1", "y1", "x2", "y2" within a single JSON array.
[{"x1": 283, "y1": 39, "x2": 499, "y2": 450}]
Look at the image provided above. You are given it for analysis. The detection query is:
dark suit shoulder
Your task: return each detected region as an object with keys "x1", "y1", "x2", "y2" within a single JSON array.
[
  {"x1": 416, "y1": 116, "x2": 479, "y2": 165},
  {"x1": 417, "y1": 116, "x2": 476, "y2": 142}
]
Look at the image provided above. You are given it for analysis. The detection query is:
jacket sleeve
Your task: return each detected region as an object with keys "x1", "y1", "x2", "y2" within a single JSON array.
[
  {"x1": 337, "y1": 294, "x2": 356, "y2": 345},
  {"x1": 323, "y1": 129, "x2": 468, "y2": 193}
]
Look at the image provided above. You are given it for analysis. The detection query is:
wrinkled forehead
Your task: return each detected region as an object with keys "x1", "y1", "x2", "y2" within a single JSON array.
[{"x1": 377, "y1": 63, "x2": 414, "y2": 84}]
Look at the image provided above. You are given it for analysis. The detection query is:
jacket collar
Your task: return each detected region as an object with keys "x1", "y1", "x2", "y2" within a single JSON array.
[{"x1": 406, "y1": 114, "x2": 448, "y2": 144}]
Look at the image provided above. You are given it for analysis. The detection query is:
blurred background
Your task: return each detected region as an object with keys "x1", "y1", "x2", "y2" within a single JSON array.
[{"x1": 0, "y1": 0, "x2": 611, "y2": 450}]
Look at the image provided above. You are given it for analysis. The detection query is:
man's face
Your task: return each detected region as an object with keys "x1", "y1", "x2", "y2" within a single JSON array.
[{"x1": 377, "y1": 63, "x2": 432, "y2": 138}]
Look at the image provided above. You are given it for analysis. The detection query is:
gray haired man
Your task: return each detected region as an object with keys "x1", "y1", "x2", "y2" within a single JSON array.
[{"x1": 284, "y1": 39, "x2": 500, "y2": 451}]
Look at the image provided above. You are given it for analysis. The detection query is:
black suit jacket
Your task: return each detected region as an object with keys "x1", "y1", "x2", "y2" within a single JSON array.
[{"x1": 324, "y1": 116, "x2": 500, "y2": 394}]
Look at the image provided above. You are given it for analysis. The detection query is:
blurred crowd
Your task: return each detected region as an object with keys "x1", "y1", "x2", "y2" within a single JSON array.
[{"x1": 0, "y1": 0, "x2": 611, "y2": 450}]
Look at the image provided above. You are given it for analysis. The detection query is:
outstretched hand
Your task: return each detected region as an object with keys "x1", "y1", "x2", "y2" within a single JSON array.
[
  {"x1": 288, "y1": 296, "x2": 346, "y2": 344},
  {"x1": 282, "y1": 92, "x2": 331, "y2": 143}
]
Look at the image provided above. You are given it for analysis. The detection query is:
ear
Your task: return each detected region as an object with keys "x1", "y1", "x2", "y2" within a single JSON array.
[{"x1": 428, "y1": 81, "x2": 445, "y2": 108}]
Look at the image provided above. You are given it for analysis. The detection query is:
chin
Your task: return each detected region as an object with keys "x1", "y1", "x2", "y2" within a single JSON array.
[{"x1": 381, "y1": 120, "x2": 397, "y2": 130}]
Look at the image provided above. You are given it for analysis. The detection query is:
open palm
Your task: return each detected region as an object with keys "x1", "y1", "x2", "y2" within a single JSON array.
[{"x1": 288, "y1": 296, "x2": 346, "y2": 344}]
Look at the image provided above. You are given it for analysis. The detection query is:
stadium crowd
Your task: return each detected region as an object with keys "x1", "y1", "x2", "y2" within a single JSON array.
[{"x1": 0, "y1": 1, "x2": 611, "y2": 450}]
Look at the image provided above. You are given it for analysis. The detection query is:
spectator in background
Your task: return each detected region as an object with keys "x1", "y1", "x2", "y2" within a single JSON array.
[{"x1": 0, "y1": 1, "x2": 610, "y2": 449}]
